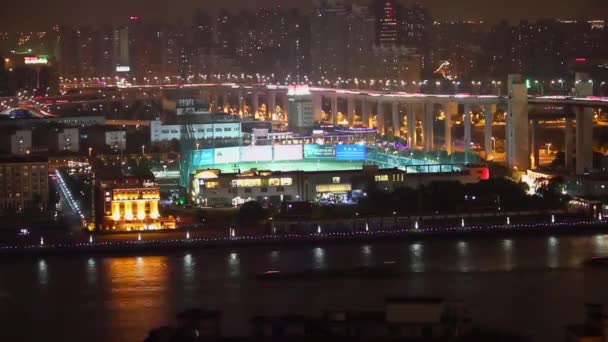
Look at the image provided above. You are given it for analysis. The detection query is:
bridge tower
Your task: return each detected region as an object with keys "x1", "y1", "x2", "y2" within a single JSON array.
[
  {"x1": 574, "y1": 72, "x2": 594, "y2": 175},
  {"x1": 506, "y1": 74, "x2": 530, "y2": 171}
]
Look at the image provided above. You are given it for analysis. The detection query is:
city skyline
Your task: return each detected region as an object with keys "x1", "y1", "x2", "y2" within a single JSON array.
[{"x1": 2, "y1": 0, "x2": 608, "y2": 29}]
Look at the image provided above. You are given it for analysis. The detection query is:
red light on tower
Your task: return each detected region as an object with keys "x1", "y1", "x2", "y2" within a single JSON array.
[
  {"x1": 129, "y1": 16, "x2": 140, "y2": 20},
  {"x1": 575, "y1": 58, "x2": 588, "y2": 62}
]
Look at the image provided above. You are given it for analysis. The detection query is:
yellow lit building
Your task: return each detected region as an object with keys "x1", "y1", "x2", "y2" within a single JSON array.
[{"x1": 95, "y1": 176, "x2": 175, "y2": 231}]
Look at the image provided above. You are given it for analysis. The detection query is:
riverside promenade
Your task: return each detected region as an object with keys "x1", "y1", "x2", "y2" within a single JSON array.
[{"x1": 0, "y1": 217, "x2": 606, "y2": 257}]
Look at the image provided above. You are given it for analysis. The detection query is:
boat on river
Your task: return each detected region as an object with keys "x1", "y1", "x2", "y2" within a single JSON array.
[
  {"x1": 256, "y1": 262, "x2": 400, "y2": 280},
  {"x1": 586, "y1": 256, "x2": 608, "y2": 267}
]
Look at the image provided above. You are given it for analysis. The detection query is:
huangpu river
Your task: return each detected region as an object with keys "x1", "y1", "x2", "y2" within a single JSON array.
[{"x1": 1, "y1": 233, "x2": 608, "y2": 341}]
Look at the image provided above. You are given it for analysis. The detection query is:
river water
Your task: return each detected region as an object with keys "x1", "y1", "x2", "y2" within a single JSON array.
[{"x1": 1, "y1": 233, "x2": 608, "y2": 341}]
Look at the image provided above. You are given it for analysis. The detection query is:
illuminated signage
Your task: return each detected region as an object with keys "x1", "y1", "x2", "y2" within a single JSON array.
[
  {"x1": 192, "y1": 149, "x2": 214, "y2": 165},
  {"x1": 304, "y1": 144, "x2": 334, "y2": 159},
  {"x1": 231, "y1": 179, "x2": 262, "y2": 188},
  {"x1": 231, "y1": 177, "x2": 292, "y2": 188},
  {"x1": 268, "y1": 178, "x2": 293, "y2": 186},
  {"x1": 287, "y1": 85, "x2": 311, "y2": 96},
  {"x1": 316, "y1": 184, "x2": 352, "y2": 193},
  {"x1": 335, "y1": 144, "x2": 366, "y2": 160},
  {"x1": 116, "y1": 65, "x2": 131, "y2": 72},
  {"x1": 24, "y1": 56, "x2": 48, "y2": 65},
  {"x1": 177, "y1": 99, "x2": 195, "y2": 108}
]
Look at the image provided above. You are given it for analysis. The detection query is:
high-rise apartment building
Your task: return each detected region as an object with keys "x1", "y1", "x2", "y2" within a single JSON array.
[
  {"x1": 311, "y1": 0, "x2": 375, "y2": 80},
  {"x1": 374, "y1": 0, "x2": 399, "y2": 46}
]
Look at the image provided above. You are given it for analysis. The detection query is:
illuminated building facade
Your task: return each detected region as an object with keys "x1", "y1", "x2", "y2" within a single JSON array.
[
  {"x1": 190, "y1": 165, "x2": 489, "y2": 207},
  {"x1": 95, "y1": 175, "x2": 175, "y2": 231}
]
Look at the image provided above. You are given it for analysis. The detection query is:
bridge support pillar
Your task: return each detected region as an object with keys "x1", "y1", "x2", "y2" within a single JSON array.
[
  {"x1": 530, "y1": 119, "x2": 539, "y2": 169},
  {"x1": 222, "y1": 93, "x2": 229, "y2": 112},
  {"x1": 377, "y1": 101, "x2": 385, "y2": 135},
  {"x1": 252, "y1": 91, "x2": 259, "y2": 117},
  {"x1": 464, "y1": 103, "x2": 472, "y2": 163},
  {"x1": 576, "y1": 107, "x2": 594, "y2": 174},
  {"x1": 565, "y1": 117, "x2": 573, "y2": 170},
  {"x1": 484, "y1": 105, "x2": 494, "y2": 161},
  {"x1": 444, "y1": 102, "x2": 456, "y2": 155},
  {"x1": 281, "y1": 94, "x2": 289, "y2": 119},
  {"x1": 424, "y1": 103, "x2": 434, "y2": 152},
  {"x1": 506, "y1": 74, "x2": 530, "y2": 171},
  {"x1": 208, "y1": 92, "x2": 219, "y2": 112},
  {"x1": 362, "y1": 98, "x2": 371, "y2": 128},
  {"x1": 407, "y1": 103, "x2": 417, "y2": 148},
  {"x1": 331, "y1": 95, "x2": 338, "y2": 126},
  {"x1": 238, "y1": 90, "x2": 244, "y2": 115},
  {"x1": 391, "y1": 101, "x2": 400, "y2": 137},
  {"x1": 575, "y1": 72, "x2": 594, "y2": 175},
  {"x1": 347, "y1": 97, "x2": 355, "y2": 125},
  {"x1": 268, "y1": 91, "x2": 276, "y2": 117},
  {"x1": 311, "y1": 93, "x2": 323, "y2": 122}
]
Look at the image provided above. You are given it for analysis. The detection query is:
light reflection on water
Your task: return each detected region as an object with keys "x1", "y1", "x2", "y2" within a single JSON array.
[
  {"x1": 8, "y1": 234, "x2": 608, "y2": 342},
  {"x1": 183, "y1": 254, "x2": 194, "y2": 287},
  {"x1": 360, "y1": 245, "x2": 373, "y2": 266},
  {"x1": 37, "y1": 259, "x2": 48, "y2": 286},
  {"x1": 312, "y1": 247, "x2": 326, "y2": 269},
  {"x1": 547, "y1": 236, "x2": 559, "y2": 269},
  {"x1": 409, "y1": 242, "x2": 424, "y2": 272},
  {"x1": 86, "y1": 258, "x2": 97, "y2": 285},
  {"x1": 594, "y1": 235, "x2": 608, "y2": 254},
  {"x1": 103, "y1": 256, "x2": 171, "y2": 334},
  {"x1": 228, "y1": 252, "x2": 240, "y2": 278},
  {"x1": 456, "y1": 241, "x2": 472, "y2": 272},
  {"x1": 269, "y1": 250, "x2": 280, "y2": 267},
  {"x1": 502, "y1": 239, "x2": 515, "y2": 271}
]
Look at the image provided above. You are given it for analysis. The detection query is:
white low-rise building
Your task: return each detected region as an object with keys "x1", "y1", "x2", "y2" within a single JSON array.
[
  {"x1": 57, "y1": 128, "x2": 80, "y2": 152},
  {"x1": 105, "y1": 131, "x2": 127, "y2": 151},
  {"x1": 10, "y1": 130, "x2": 32, "y2": 155},
  {"x1": 150, "y1": 118, "x2": 242, "y2": 143}
]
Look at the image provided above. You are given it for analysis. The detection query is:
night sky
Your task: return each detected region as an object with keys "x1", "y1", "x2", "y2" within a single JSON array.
[{"x1": 3, "y1": 0, "x2": 608, "y2": 29}]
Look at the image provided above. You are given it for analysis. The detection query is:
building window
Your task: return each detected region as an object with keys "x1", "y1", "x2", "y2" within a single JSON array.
[
  {"x1": 205, "y1": 181, "x2": 219, "y2": 189},
  {"x1": 277, "y1": 186, "x2": 284, "y2": 192},
  {"x1": 261, "y1": 187, "x2": 268, "y2": 193},
  {"x1": 332, "y1": 177, "x2": 340, "y2": 184},
  {"x1": 223, "y1": 128, "x2": 231, "y2": 132},
  {"x1": 244, "y1": 188, "x2": 252, "y2": 193},
  {"x1": 375, "y1": 175, "x2": 389, "y2": 182}
]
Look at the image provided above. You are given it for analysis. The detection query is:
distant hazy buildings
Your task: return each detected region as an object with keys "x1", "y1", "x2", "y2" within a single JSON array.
[
  {"x1": 310, "y1": 0, "x2": 375, "y2": 80},
  {"x1": 0, "y1": 4, "x2": 607, "y2": 94}
]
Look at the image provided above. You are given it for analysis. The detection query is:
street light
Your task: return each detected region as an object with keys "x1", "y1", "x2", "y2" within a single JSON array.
[
  {"x1": 88, "y1": 147, "x2": 93, "y2": 158},
  {"x1": 546, "y1": 143, "x2": 552, "y2": 155},
  {"x1": 141, "y1": 145, "x2": 145, "y2": 155}
]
